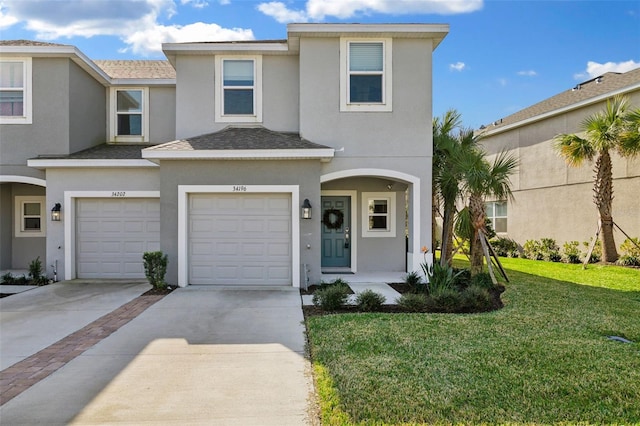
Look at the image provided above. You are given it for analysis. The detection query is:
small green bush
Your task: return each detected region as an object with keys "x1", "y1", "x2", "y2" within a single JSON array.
[
  {"x1": 461, "y1": 285, "x2": 494, "y2": 311},
  {"x1": 490, "y1": 236, "x2": 519, "y2": 258},
  {"x1": 28, "y1": 257, "x2": 48, "y2": 285},
  {"x1": 143, "y1": 251, "x2": 168, "y2": 289},
  {"x1": 421, "y1": 261, "x2": 463, "y2": 295},
  {"x1": 540, "y1": 238, "x2": 561, "y2": 262},
  {"x1": 562, "y1": 241, "x2": 582, "y2": 264},
  {"x1": 617, "y1": 238, "x2": 640, "y2": 267},
  {"x1": 1, "y1": 272, "x2": 16, "y2": 285},
  {"x1": 396, "y1": 293, "x2": 428, "y2": 312},
  {"x1": 426, "y1": 288, "x2": 463, "y2": 313},
  {"x1": 312, "y1": 283, "x2": 350, "y2": 311},
  {"x1": 404, "y1": 271, "x2": 424, "y2": 293},
  {"x1": 523, "y1": 239, "x2": 543, "y2": 260},
  {"x1": 470, "y1": 272, "x2": 494, "y2": 289},
  {"x1": 452, "y1": 267, "x2": 471, "y2": 291},
  {"x1": 355, "y1": 289, "x2": 386, "y2": 312}
]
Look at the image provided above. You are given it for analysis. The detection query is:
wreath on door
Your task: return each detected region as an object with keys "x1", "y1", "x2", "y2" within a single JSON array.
[{"x1": 322, "y1": 208, "x2": 344, "y2": 230}]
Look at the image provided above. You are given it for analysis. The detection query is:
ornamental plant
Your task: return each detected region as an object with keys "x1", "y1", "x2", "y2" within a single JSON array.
[{"x1": 143, "y1": 251, "x2": 168, "y2": 289}]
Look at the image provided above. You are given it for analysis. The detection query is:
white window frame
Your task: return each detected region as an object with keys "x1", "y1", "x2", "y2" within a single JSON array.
[
  {"x1": 14, "y1": 196, "x2": 46, "y2": 237},
  {"x1": 215, "y1": 56, "x2": 262, "y2": 123},
  {"x1": 361, "y1": 192, "x2": 396, "y2": 238},
  {"x1": 340, "y1": 38, "x2": 392, "y2": 112},
  {"x1": 109, "y1": 87, "x2": 149, "y2": 143},
  {"x1": 0, "y1": 57, "x2": 32, "y2": 124},
  {"x1": 485, "y1": 200, "x2": 508, "y2": 233}
]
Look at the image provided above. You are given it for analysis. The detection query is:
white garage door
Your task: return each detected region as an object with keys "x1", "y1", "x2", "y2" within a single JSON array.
[
  {"x1": 76, "y1": 199, "x2": 160, "y2": 279},
  {"x1": 189, "y1": 193, "x2": 292, "y2": 285}
]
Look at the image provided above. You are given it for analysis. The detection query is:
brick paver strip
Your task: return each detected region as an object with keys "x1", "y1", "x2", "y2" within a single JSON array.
[{"x1": 0, "y1": 293, "x2": 165, "y2": 406}]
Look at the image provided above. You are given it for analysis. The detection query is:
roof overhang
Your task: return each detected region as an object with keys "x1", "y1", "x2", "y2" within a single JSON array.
[
  {"x1": 27, "y1": 159, "x2": 158, "y2": 169},
  {"x1": 141, "y1": 148, "x2": 335, "y2": 162}
]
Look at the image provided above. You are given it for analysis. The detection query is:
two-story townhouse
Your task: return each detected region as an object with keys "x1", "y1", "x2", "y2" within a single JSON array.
[
  {"x1": 3, "y1": 23, "x2": 448, "y2": 287},
  {"x1": 478, "y1": 67, "x2": 640, "y2": 249}
]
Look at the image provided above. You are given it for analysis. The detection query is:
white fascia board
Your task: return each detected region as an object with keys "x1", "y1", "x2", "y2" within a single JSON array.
[
  {"x1": 27, "y1": 159, "x2": 158, "y2": 169},
  {"x1": 287, "y1": 23, "x2": 449, "y2": 37},
  {"x1": 111, "y1": 78, "x2": 176, "y2": 86},
  {"x1": 482, "y1": 82, "x2": 640, "y2": 137},
  {"x1": 141, "y1": 148, "x2": 335, "y2": 161}
]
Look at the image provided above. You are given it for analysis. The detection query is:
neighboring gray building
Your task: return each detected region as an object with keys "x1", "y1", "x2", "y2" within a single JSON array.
[
  {"x1": 478, "y1": 67, "x2": 640, "y2": 249},
  {"x1": 1, "y1": 23, "x2": 448, "y2": 286}
]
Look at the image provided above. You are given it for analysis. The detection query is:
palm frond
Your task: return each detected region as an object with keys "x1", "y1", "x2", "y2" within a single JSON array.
[
  {"x1": 553, "y1": 133, "x2": 594, "y2": 166},
  {"x1": 617, "y1": 107, "x2": 640, "y2": 158}
]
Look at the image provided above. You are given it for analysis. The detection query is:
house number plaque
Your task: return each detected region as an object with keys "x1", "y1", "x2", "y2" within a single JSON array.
[
  {"x1": 111, "y1": 191, "x2": 126, "y2": 197},
  {"x1": 232, "y1": 185, "x2": 247, "y2": 192}
]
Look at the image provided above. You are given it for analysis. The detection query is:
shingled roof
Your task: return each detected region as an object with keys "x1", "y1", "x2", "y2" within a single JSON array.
[
  {"x1": 480, "y1": 67, "x2": 640, "y2": 134},
  {"x1": 0, "y1": 40, "x2": 69, "y2": 47},
  {"x1": 94, "y1": 60, "x2": 176, "y2": 79},
  {"x1": 34, "y1": 144, "x2": 146, "y2": 160}
]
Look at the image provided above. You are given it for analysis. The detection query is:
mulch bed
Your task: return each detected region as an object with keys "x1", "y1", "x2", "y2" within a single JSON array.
[
  {"x1": 299, "y1": 284, "x2": 355, "y2": 296},
  {"x1": 142, "y1": 286, "x2": 176, "y2": 296}
]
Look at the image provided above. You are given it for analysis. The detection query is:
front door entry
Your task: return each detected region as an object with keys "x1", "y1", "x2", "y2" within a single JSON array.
[{"x1": 321, "y1": 196, "x2": 351, "y2": 268}]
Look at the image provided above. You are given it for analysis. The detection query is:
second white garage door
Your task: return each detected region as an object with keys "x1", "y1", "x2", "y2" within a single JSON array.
[{"x1": 189, "y1": 193, "x2": 292, "y2": 285}]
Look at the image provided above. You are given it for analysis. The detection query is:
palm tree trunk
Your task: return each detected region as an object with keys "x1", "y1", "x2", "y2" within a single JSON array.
[
  {"x1": 440, "y1": 204, "x2": 455, "y2": 267},
  {"x1": 468, "y1": 193, "x2": 485, "y2": 275},
  {"x1": 432, "y1": 191, "x2": 439, "y2": 257},
  {"x1": 593, "y1": 150, "x2": 619, "y2": 262}
]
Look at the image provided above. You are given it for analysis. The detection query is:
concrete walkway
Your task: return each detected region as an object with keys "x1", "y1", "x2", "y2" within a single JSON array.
[{"x1": 0, "y1": 285, "x2": 315, "y2": 425}]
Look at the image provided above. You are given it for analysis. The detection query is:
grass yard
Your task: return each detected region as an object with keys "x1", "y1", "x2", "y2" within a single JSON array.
[{"x1": 306, "y1": 258, "x2": 640, "y2": 425}]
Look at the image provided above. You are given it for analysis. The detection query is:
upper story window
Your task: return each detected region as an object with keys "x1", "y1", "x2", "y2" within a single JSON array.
[
  {"x1": 340, "y1": 39, "x2": 392, "y2": 112},
  {"x1": 215, "y1": 56, "x2": 262, "y2": 123},
  {"x1": 485, "y1": 201, "x2": 508, "y2": 233},
  {"x1": 109, "y1": 87, "x2": 149, "y2": 143},
  {"x1": 0, "y1": 58, "x2": 32, "y2": 124}
]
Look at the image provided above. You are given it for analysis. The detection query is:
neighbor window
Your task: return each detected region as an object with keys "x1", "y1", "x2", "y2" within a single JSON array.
[
  {"x1": 0, "y1": 58, "x2": 32, "y2": 124},
  {"x1": 109, "y1": 88, "x2": 149, "y2": 142},
  {"x1": 14, "y1": 196, "x2": 45, "y2": 237},
  {"x1": 340, "y1": 38, "x2": 392, "y2": 112},
  {"x1": 215, "y1": 56, "x2": 262, "y2": 123},
  {"x1": 362, "y1": 192, "x2": 396, "y2": 238},
  {"x1": 485, "y1": 201, "x2": 507, "y2": 233}
]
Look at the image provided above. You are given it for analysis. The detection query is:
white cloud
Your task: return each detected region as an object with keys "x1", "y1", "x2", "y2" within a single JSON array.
[
  {"x1": 449, "y1": 62, "x2": 465, "y2": 72},
  {"x1": 0, "y1": 0, "x2": 253, "y2": 56},
  {"x1": 181, "y1": 0, "x2": 208, "y2": 8},
  {"x1": 517, "y1": 70, "x2": 537, "y2": 77},
  {"x1": 0, "y1": 3, "x2": 18, "y2": 29},
  {"x1": 257, "y1": 2, "x2": 308, "y2": 23},
  {"x1": 258, "y1": 0, "x2": 483, "y2": 21},
  {"x1": 574, "y1": 60, "x2": 640, "y2": 80},
  {"x1": 123, "y1": 22, "x2": 254, "y2": 55}
]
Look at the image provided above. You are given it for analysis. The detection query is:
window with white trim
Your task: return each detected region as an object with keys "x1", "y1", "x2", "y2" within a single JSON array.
[
  {"x1": 0, "y1": 58, "x2": 32, "y2": 124},
  {"x1": 340, "y1": 38, "x2": 392, "y2": 112},
  {"x1": 485, "y1": 201, "x2": 507, "y2": 233},
  {"x1": 109, "y1": 87, "x2": 149, "y2": 142},
  {"x1": 215, "y1": 56, "x2": 262, "y2": 123},
  {"x1": 362, "y1": 192, "x2": 396, "y2": 238},
  {"x1": 14, "y1": 196, "x2": 46, "y2": 237}
]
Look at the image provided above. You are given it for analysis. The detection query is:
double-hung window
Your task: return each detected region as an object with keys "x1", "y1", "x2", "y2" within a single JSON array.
[
  {"x1": 215, "y1": 56, "x2": 262, "y2": 123},
  {"x1": 14, "y1": 196, "x2": 45, "y2": 237},
  {"x1": 362, "y1": 192, "x2": 396, "y2": 238},
  {"x1": 485, "y1": 201, "x2": 508, "y2": 233},
  {"x1": 340, "y1": 39, "x2": 392, "y2": 112},
  {"x1": 0, "y1": 58, "x2": 32, "y2": 124},
  {"x1": 109, "y1": 88, "x2": 149, "y2": 142}
]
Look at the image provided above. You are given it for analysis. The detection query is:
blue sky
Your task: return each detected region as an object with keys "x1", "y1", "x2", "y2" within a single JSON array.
[{"x1": 1, "y1": 0, "x2": 639, "y2": 128}]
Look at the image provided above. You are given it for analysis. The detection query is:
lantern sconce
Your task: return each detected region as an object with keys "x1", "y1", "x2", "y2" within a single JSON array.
[
  {"x1": 51, "y1": 203, "x2": 62, "y2": 221},
  {"x1": 301, "y1": 199, "x2": 312, "y2": 219}
]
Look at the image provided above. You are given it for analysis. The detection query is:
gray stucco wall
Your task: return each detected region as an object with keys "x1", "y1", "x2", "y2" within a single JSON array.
[
  {"x1": 0, "y1": 184, "x2": 12, "y2": 269},
  {"x1": 158, "y1": 159, "x2": 322, "y2": 285},
  {"x1": 44, "y1": 167, "x2": 160, "y2": 280},
  {"x1": 3, "y1": 183, "x2": 46, "y2": 269},
  {"x1": 481, "y1": 90, "x2": 640, "y2": 247},
  {"x1": 149, "y1": 87, "x2": 176, "y2": 143},
  {"x1": 68, "y1": 61, "x2": 106, "y2": 153}
]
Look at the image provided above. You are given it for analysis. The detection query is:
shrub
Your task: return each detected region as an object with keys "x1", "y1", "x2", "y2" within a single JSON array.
[
  {"x1": 490, "y1": 237, "x2": 519, "y2": 258},
  {"x1": 1, "y1": 272, "x2": 16, "y2": 285},
  {"x1": 143, "y1": 251, "x2": 168, "y2": 289},
  {"x1": 582, "y1": 239, "x2": 602, "y2": 263},
  {"x1": 396, "y1": 293, "x2": 428, "y2": 312},
  {"x1": 28, "y1": 257, "x2": 48, "y2": 286},
  {"x1": 540, "y1": 238, "x2": 562, "y2": 262},
  {"x1": 617, "y1": 237, "x2": 640, "y2": 266},
  {"x1": 461, "y1": 285, "x2": 494, "y2": 311},
  {"x1": 470, "y1": 272, "x2": 494, "y2": 289},
  {"x1": 355, "y1": 290, "x2": 386, "y2": 312},
  {"x1": 404, "y1": 271, "x2": 424, "y2": 293},
  {"x1": 562, "y1": 241, "x2": 582, "y2": 264},
  {"x1": 523, "y1": 239, "x2": 543, "y2": 260},
  {"x1": 312, "y1": 284, "x2": 350, "y2": 311},
  {"x1": 452, "y1": 268, "x2": 471, "y2": 291},
  {"x1": 426, "y1": 288, "x2": 463, "y2": 313},
  {"x1": 421, "y1": 261, "x2": 463, "y2": 295}
]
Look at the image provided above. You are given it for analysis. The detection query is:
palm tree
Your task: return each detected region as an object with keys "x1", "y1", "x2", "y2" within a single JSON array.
[
  {"x1": 432, "y1": 110, "x2": 482, "y2": 266},
  {"x1": 459, "y1": 149, "x2": 518, "y2": 275},
  {"x1": 554, "y1": 95, "x2": 640, "y2": 263}
]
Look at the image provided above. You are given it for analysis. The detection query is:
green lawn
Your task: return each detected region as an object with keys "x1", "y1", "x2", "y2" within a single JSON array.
[{"x1": 306, "y1": 259, "x2": 640, "y2": 425}]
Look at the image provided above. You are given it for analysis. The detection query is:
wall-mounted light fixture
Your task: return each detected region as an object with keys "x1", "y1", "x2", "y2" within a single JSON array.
[
  {"x1": 51, "y1": 203, "x2": 61, "y2": 221},
  {"x1": 301, "y1": 199, "x2": 312, "y2": 219}
]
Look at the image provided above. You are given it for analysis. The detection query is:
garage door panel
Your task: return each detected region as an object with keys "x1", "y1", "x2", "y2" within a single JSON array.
[
  {"x1": 189, "y1": 193, "x2": 291, "y2": 285},
  {"x1": 76, "y1": 199, "x2": 159, "y2": 279}
]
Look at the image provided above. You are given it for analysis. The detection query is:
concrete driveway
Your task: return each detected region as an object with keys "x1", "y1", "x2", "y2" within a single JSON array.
[{"x1": 0, "y1": 284, "x2": 316, "y2": 425}]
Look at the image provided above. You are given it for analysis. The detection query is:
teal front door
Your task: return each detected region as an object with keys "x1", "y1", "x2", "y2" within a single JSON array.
[{"x1": 321, "y1": 196, "x2": 351, "y2": 268}]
